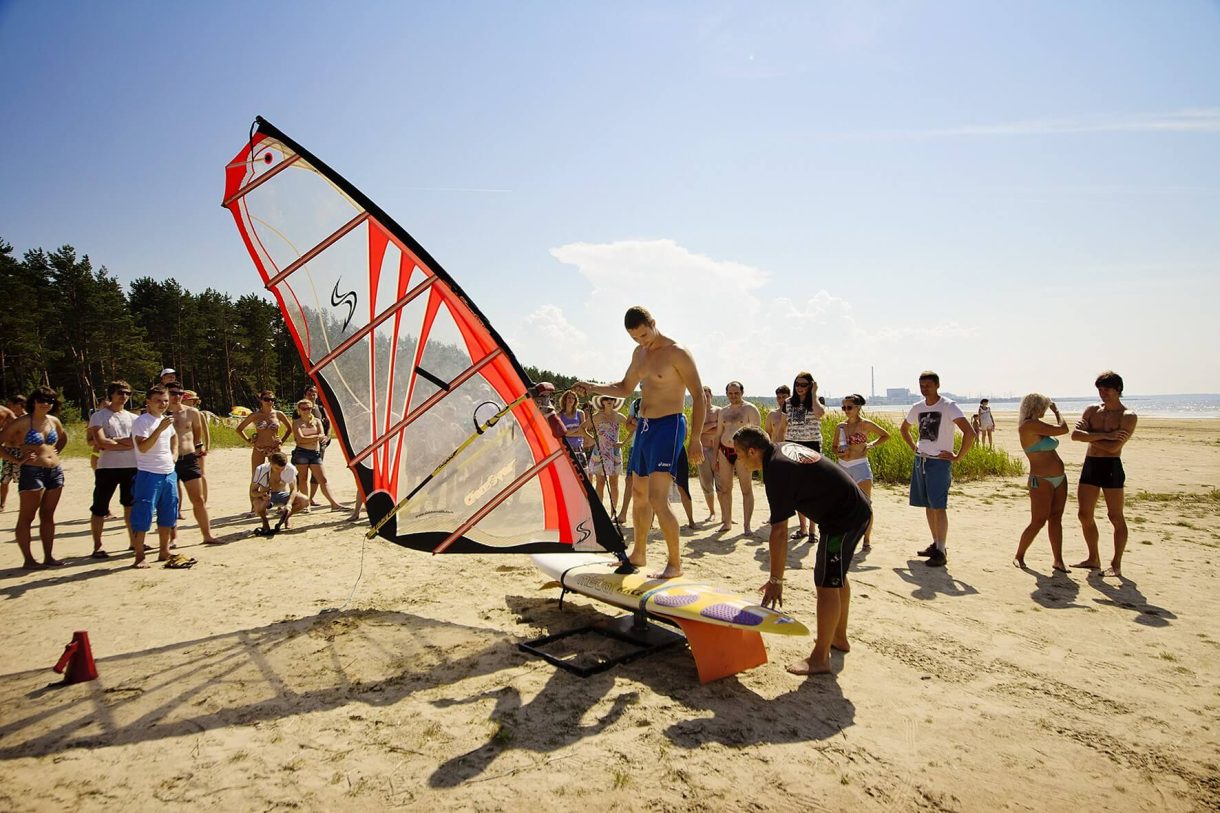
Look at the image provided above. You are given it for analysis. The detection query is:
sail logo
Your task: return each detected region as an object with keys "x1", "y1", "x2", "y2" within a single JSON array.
[
  {"x1": 465, "y1": 460, "x2": 516, "y2": 506},
  {"x1": 331, "y1": 281, "x2": 358, "y2": 332},
  {"x1": 575, "y1": 520, "x2": 591, "y2": 544}
]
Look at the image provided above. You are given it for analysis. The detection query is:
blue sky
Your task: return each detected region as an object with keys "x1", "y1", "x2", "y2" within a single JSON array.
[{"x1": 2, "y1": 1, "x2": 1218, "y2": 398}]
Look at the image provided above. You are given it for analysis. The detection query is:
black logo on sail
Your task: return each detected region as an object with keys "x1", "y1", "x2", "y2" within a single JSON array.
[{"x1": 331, "y1": 281, "x2": 358, "y2": 332}]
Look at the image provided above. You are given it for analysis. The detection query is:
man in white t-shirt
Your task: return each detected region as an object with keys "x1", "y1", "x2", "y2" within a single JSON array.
[
  {"x1": 130, "y1": 385, "x2": 179, "y2": 568},
  {"x1": 251, "y1": 451, "x2": 309, "y2": 535},
  {"x1": 899, "y1": 371, "x2": 975, "y2": 567},
  {"x1": 87, "y1": 380, "x2": 137, "y2": 558}
]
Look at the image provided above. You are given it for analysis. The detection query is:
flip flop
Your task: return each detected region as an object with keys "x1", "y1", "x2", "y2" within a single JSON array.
[
  {"x1": 164, "y1": 554, "x2": 197, "y2": 569},
  {"x1": 789, "y1": 530, "x2": 808, "y2": 540},
  {"x1": 252, "y1": 527, "x2": 276, "y2": 537},
  {"x1": 91, "y1": 550, "x2": 110, "y2": 559}
]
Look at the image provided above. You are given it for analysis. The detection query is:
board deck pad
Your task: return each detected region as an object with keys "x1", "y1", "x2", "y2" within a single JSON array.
[{"x1": 532, "y1": 554, "x2": 809, "y2": 636}]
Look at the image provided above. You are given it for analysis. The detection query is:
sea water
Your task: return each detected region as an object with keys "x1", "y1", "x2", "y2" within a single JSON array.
[{"x1": 976, "y1": 394, "x2": 1220, "y2": 420}]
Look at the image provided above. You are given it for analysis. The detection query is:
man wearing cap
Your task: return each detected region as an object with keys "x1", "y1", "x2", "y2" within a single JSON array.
[
  {"x1": 158, "y1": 368, "x2": 177, "y2": 386},
  {"x1": 576, "y1": 306, "x2": 705, "y2": 579}
]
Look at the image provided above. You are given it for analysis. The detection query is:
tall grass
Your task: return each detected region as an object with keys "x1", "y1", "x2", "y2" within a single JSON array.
[
  {"x1": 620, "y1": 405, "x2": 1024, "y2": 484},
  {"x1": 55, "y1": 418, "x2": 270, "y2": 459}
]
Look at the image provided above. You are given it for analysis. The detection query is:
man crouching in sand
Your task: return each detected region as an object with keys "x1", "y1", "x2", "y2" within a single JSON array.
[
  {"x1": 251, "y1": 452, "x2": 309, "y2": 536},
  {"x1": 734, "y1": 426, "x2": 871, "y2": 675}
]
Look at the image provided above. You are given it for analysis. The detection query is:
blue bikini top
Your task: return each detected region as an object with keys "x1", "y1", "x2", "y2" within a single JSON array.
[
  {"x1": 24, "y1": 419, "x2": 58, "y2": 446},
  {"x1": 1023, "y1": 435, "x2": 1058, "y2": 453}
]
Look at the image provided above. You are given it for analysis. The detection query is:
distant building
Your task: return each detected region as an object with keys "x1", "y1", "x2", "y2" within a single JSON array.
[{"x1": 886, "y1": 387, "x2": 912, "y2": 400}]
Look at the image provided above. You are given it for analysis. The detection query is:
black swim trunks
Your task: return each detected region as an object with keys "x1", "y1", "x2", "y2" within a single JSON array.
[
  {"x1": 1080, "y1": 457, "x2": 1125, "y2": 489},
  {"x1": 175, "y1": 453, "x2": 204, "y2": 483}
]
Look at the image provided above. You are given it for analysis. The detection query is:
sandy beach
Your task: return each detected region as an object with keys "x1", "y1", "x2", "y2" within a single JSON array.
[{"x1": 1, "y1": 412, "x2": 1217, "y2": 811}]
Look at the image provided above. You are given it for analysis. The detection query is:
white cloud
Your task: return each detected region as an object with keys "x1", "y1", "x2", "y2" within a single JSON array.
[{"x1": 508, "y1": 239, "x2": 981, "y2": 397}]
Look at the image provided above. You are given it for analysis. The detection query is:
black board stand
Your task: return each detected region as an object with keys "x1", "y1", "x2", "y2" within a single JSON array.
[{"x1": 518, "y1": 598, "x2": 685, "y2": 678}]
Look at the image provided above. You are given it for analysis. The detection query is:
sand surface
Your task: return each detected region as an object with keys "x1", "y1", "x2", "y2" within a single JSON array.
[{"x1": 1, "y1": 413, "x2": 1218, "y2": 811}]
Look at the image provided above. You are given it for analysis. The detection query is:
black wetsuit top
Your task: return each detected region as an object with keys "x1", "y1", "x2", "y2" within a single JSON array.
[{"x1": 762, "y1": 442, "x2": 871, "y2": 533}]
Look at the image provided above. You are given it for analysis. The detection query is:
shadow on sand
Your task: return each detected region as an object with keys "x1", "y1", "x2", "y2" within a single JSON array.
[
  {"x1": 1087, "y1": 572, "x2": 1176, "y2": 627},
  {"x1": 425, "y1": 595, "x2": 855, "y2": 788},
  {"x1": 892, "y1": 561, "x2": 978, "y2": 600},
  {"x1": 0, "y1": 609, "x2": 509, "y2": 762},
  {"x1": 1, "y1": 597, "x2": 854, "y2": 787}
]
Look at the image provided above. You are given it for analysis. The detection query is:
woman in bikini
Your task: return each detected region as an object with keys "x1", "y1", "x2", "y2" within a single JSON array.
[
  {"x1": 0, "y1": 386, "x2": 69, "y2": 569},
  {"x1": 587, "y1": 396, "x2": 627, "y2": 518},
  {"x1": 1014, "y1": 393, "x2": 1070, "y2": 571},
  {"x1": 236, "y1": 391, "x2": 291, "y2": 510},
  {"x1": 291, "y1": 399, "x2": 346, "y2": 511},
  {"x1": 833, "y1": 394, "x2": 889, "y2": 550}
]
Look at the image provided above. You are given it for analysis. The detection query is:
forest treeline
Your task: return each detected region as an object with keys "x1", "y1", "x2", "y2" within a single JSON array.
[
  {"x1": 2, "y1": 239, "x2": 333, "y2": 417},
  {"x1": 0, "y1": 239, "x2": 575, "y2": 418}
]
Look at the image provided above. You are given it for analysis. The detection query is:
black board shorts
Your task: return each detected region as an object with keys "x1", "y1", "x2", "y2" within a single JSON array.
[
  {"x1": 814, "y1": 506, "x2": 871, "y2": 589},
  {"x1": 1080, "y1": 457, "x2": 1125, "y2": 489}
]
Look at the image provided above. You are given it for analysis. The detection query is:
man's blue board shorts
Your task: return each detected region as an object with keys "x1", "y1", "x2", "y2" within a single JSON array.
[
  {"x1": 909, "y1": 456, "x2": 952, "y2": 509},
  {"x1": 627, "y1": 413, "x2": 686, "y2": 478}
]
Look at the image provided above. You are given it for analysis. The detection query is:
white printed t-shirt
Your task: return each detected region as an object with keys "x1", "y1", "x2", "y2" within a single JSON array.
[
  {"x1": 88, "y1": 407, "x2": 136, "y2": 469},
  {"x1": 253, "y1": 462, "x2": 299, "y2": 493},
  {"x1": 131, "y1": 412, "x2": 176, "y2": 474},
  {"x1": 905, "y1": 397, "x2": 966, "y2": 457}
]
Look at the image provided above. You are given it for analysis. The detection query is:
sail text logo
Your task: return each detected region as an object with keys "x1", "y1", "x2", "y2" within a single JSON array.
[{"x1": 331, "y1": 281, "x2": 358, "y2": 332}]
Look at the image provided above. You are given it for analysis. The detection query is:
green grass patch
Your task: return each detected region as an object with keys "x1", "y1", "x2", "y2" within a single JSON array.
[
  {"x1": 56, "y1": 418, "x2": 273, "y2": 459},
  {"x1": 618, "y1": 406, "x2": 1025, "y2": 484}
]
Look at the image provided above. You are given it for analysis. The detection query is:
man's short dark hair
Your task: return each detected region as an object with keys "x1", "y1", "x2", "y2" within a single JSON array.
[
  {"x1": 269, "y1": 452, "x2": 288, "y2": 467},
  {"x1": 107, "y1": 380, "x2": 132, "y2": 397},
  {"x1": 7, "y1": 394, "x2": 26, "y2": 406},
  {"x1": 147, "y1": 385, "x2": 167, "y2": 399},
  {"x1": 623, "y1": 306, "x2": 653, "y2": 330},
  {"x1": 919, "y1": 371, "x2": 940, "y2": 386},
  {"x1": 733, "y1": 425, "x2": 772, "y2": 454},
  {"x1": 726, "y1": 381, "x2": 744, "y2": 393},
  {"x1": 1095, "y1": 370, "x2": 1124, "y2": 393},
  {"x1": 775, "y1": 385, "x2": 791, "y2": 395}
]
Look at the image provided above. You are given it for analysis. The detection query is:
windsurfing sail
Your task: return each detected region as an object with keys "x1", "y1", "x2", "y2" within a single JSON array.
[{"x1": 222, "y1": 117, "x2": 625, "y2": 557}]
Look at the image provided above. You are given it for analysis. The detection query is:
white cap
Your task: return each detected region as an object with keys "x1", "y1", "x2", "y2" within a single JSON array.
[{"x1": 159, "y1": 368, "x2": 176, "y2": 377}]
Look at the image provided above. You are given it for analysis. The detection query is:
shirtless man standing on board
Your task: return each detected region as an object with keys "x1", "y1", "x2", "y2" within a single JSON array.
[
  {"x1": 1071, "y1": 370, "x2": 1137, "y2": 577},
  {"x1": 715, "y1": 381, "x2": 763, "y2": 535},
  {"x1": 577, "y1": 306, "x2": 704, "y2": 579}
]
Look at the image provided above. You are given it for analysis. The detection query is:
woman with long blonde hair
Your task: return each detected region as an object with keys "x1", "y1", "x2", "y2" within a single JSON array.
[{"x1": 1014, "y1": 392, "x2": 1070, "y2": 571}]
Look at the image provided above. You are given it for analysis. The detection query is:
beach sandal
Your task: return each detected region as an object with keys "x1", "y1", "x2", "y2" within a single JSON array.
[
  {"x1": 252, "y1": 526, "x2": 276, "y2": 537},
  {"x1": 90, "y1": 549, "x2": 110, "y2": 559},
  {"x1": 273, "y1": 512, "x2": 289, "y2": 533},
  {"x1": 164, "y1": 554, "x2": 197, "y2": 569},
  {"x1": 789, "y1": 530, "x2": 808, "y2": 540}
]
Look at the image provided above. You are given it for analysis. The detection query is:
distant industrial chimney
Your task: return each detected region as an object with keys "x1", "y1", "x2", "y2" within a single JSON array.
[{"x1": 871, "y1": 366, "x2": 875, "y2": 399}]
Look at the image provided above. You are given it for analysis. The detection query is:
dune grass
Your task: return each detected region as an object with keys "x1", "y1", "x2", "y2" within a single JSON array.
[
  {"x1": 616, "y1": 405, "x2": 1024, "y2": 485},
  {"x1": 55, "y1": 419, "x2": 263, "y2": 459}
]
